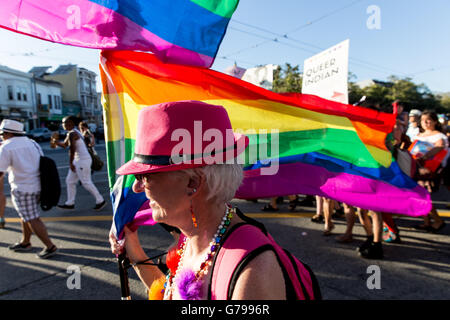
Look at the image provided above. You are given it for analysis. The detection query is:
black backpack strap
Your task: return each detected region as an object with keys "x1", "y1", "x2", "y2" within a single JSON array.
[
  {"x1": 283, "y1": 249, "x2": 310, "y2": 300},
  {"x1": 30, "y1": 139, "x2": 44, "y2": 156},
  {"x1": 300, "y1": 261, "x2": 322, "y2": 300},
  {"x1": 235, "y1": 207, "x2": 268, "y2": 235}
]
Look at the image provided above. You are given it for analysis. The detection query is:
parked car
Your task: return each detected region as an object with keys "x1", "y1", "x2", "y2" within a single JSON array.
[{"x1": 28, "y1": 128, "x2": 52, "y2": 142}]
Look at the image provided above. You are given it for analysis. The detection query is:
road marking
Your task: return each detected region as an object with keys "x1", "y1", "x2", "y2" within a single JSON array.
[
  {"x1": 4, "y1": 210, "x2": 450, "y2": 223},
  {"x1": 4, "y1": 215, "x2": 113, "y2": 223}
]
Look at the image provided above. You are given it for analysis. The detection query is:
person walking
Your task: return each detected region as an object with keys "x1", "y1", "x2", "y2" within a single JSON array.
[
  {"x1": 78, "y1": 121, "x2": 96, "y2": 151},
  {"x1": 0, "y1": 119, "x2": 57, "y2": 258},
  {"x1": 52, "y1": 116, "x2": 106, "y2": 211}
]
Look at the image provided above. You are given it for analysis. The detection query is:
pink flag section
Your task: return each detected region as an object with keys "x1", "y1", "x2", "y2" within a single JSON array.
[
  {"x1": 237, "y1": 162, "x2": 432, "y2": 217},
  {"x1": 0, "y1": 0, "x2": 213, "y2": 67}
]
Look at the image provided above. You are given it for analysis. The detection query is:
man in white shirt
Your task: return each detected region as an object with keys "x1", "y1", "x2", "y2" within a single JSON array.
[
  {"x1": 52, "y1": 116, "x2": 106, "y2": 210},
  {"x1": 0, "y1": 119, "x2": 57, "y2": 259}
]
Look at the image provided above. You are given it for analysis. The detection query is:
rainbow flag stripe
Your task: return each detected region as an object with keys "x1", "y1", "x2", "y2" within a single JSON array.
[
  {"x1": 99, "y1": 51, "x2": 431, "y2": 237},
  {"x1": 0, "y1": 0, "x2": 238, "y2": 67}
]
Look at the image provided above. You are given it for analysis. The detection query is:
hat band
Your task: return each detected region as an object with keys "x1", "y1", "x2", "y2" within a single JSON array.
[
  {"x1": 1, "y1": 128, "x2": 24, "y2": 133},
  {"x1": 133, "y1": 154, "x2": 172, "y2": 165},
  {"x1": 133, "y1": 142, "x2": 239, "y2": 165}
]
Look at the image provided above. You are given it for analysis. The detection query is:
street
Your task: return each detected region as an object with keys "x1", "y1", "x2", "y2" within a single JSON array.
[{"x1": 0, "y1": 142, "x2": 449, "y2": 300}]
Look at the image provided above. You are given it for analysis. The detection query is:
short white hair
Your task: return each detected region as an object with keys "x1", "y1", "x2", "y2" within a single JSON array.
[{"x1": 182, "y1": 164, "x2": 244, "y2": 204}]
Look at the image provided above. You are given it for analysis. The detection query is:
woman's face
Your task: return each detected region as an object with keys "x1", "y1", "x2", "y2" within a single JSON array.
[
  {"x1": 421, "y1": 115, "x2": 437, "y2": 131},
  {"x1": 132, "y1": 171, "x2": 191, "y2": 225}
]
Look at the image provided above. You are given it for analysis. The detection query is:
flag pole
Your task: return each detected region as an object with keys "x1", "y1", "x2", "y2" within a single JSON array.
[{"x1": 118, "y1": 252, "x2": 131, "y2": 300}]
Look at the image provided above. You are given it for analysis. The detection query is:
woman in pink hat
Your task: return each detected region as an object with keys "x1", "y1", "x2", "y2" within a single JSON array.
[{"x1": 109, "y1": 100, "x2": 288, "y2": 300}]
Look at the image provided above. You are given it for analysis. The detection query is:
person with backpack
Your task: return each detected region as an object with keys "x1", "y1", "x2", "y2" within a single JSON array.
[
  {"x1": 52, "y1": 116, "x2": 106, "y2": 211},
  {"x1": 0, "y1": 119, "x2": 57, "y2": 259},
  {"x1": 108, "y1": 101, "x2": 321, "y2": 300}
]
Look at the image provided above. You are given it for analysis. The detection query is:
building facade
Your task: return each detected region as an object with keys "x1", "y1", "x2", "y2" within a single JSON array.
[
  {"x1": 0, "y1": 65, "x2": 35, "y2": 131},
  {"x1": 45, "y1": 64, "x2": 102, "y2": 128},
  {"x1": 34, "y1": 77, "x2": 64, "y2": 125},
  {"x1": 0, "y1": 64, "x2": 102, "y2": 133}
]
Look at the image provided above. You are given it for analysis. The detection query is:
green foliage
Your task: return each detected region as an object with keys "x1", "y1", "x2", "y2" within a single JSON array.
[
  {"x1": 272, "y1": 63, "x2": 448, "y2": 113},
  {"x1": 350, "y1": 75, "x2": 446, "y2": 112},
  {"x1": 272, "y1": 63, "x2": 302, "y2": 93},
  {"x1": 437, "y1": 95, "x2": 450, "y2": 114}
]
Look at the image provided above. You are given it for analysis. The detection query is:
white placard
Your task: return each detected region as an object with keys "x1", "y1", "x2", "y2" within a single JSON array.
[
  {"x1": 302, "y1": 39, "x2": 349, "y2": 104},
  {"x1": 241, "y1": 64, "x2": 278, "y2": 90}
]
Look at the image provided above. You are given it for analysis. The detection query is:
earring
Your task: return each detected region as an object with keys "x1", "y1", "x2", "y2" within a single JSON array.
[{"x1": 190, "y1": 200, "x2": 198, "y2": 228}]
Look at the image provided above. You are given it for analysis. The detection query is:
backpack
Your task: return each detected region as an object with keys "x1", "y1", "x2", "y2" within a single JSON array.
[
  {"x1": 39, "y1": 155, "x2": 61, "y2": 211},
  {"x1": 31, "y1": 140, "x2": 61, "y2": 211},
  {"x1": 208, "y1": 209, "x2": 322, "y2": 300}
]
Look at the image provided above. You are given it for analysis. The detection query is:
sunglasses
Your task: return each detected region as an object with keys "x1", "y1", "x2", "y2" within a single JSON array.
[{"x1": 134, "y1": 173, "x2": 150, "y2": 182}]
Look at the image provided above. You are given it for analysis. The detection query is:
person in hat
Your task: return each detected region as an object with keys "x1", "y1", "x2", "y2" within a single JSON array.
[
  {"x1": 109, "y1": 100, "x2": 287, "y2": 300},
  {"x1": 0, "y1": 119, "x2": 57, "y2": 259},
  {"x1": 52, "y1": 116, "x2": 106, "y2": 211},
  {"x1": 406, "y1": 109, "x2": 422, "y2": 141}
]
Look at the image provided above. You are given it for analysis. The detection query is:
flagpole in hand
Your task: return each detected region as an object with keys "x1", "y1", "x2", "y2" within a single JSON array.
[
  {"x1": 118, "y1": 251, "x2": 131, "y2": 300},
  {"x1": 110, "y1": 229, "x2": 131, "y2": 300}
]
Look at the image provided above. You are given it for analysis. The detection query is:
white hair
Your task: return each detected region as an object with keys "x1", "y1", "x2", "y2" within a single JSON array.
[{"x1": 182, "y1": 164, "x2": 244, "y2": 204}]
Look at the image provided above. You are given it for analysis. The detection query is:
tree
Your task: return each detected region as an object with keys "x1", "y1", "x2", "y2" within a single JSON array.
[
  {"x1": 272, "y1": 63, "x2": 302, "y2": 93},
  {"x1": 387, "y1": 76, "x2": 440, "y2": 110},
  {"x1": 352, "y1": 76, "x2": 444, "y2": 113},
  {"x1": 272, "y1": 63, "x2": 447, "y2": 113},
  {"x1": 437, "y1": 95, "x2": 450, "y2": 113}
]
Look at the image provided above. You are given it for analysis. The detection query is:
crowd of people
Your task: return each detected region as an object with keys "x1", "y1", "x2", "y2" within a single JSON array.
[
  {"x1": 0, "y1": 99, "x2": 448, "y2": 299},
  {"x1": 261, "y1": 105, "x2": 450, "y2": 260}
]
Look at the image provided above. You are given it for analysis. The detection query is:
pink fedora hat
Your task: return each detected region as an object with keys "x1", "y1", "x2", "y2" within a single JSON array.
[{"x1": 116, "y1": 100, "x2": 249, "y2": 176}]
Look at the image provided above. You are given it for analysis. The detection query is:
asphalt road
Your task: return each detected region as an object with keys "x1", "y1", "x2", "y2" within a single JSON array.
[{"x1": 0, "y1": 141, "x2": 449, "y2": 300}]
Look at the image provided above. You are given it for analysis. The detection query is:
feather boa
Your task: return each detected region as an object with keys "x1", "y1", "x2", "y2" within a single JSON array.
[{"x1": 175, "y1": 269, "x2": 203, "y2": 300}]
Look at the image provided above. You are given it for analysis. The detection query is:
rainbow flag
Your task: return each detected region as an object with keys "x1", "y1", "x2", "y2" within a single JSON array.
[
  {"x1": 99, "y1": 50, "x2": 431, "y2": 237},
  {"x1": 0, "y1": 0, "x2": 238, "y2": 67}
]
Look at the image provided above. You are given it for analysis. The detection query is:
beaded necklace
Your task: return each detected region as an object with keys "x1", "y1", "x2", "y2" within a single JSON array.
[{"x1": 163, "y1": 205, "x2": 235, "y2": 300}]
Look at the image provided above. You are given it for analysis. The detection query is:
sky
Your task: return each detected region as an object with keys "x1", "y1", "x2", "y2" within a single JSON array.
[{"x1": 0, "y1": 0, "x2": 449, "y2": 93}]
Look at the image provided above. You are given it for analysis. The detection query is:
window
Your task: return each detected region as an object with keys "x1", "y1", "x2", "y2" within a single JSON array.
[
  {"x1": 7, "y1": 86, "x2": 13, "y2": 100},
  {"x1": 17, "y1": 90, "x2": 21, "y2": 101},
  {"x1": 37, "y1": 93, "x2": 42, "y2": 105},
  {"x1": 48, "y1": 94, "x2": 52, "y2": 107},
  {"x1": 22, "y1": 88, "x2": 27, "y2": 102},
  {"x1": 53, "y1": 95, "x2": 62, "y2": 110}
]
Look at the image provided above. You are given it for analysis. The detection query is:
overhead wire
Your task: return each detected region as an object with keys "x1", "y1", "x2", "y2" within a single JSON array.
[
  {"x1": 222, "y1": 0, "x2": 420, "y2": 77},
  {"x1": 222, "y1": 0, "x2": 365, "y2": 58},
  {"x1": 225, "y1": 24, "x2": 407, "y2": 77}
]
